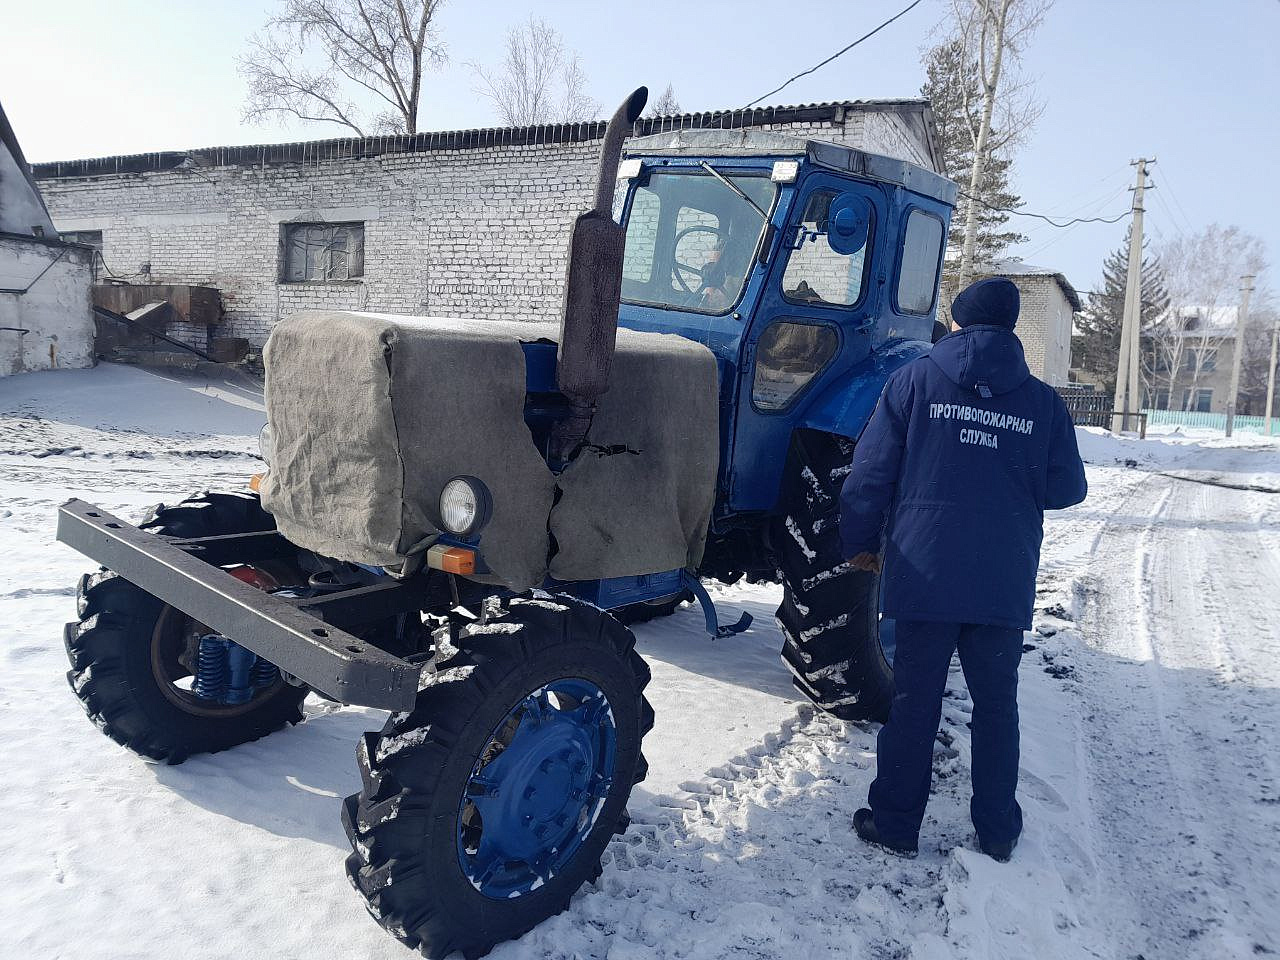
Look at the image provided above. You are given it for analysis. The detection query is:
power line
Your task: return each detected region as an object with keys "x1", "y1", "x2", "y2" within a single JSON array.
[
  {"x1": 962, "y1": 192, "x2": 1131, "y2": 229},
  {"x1": 744, "y1": 0, "x2": 926, "y2": 109},
  {"x1": 1016, "y1": 183, "x2": 1131, "y2": 261},
  {"x1": 1150, "y1": 188, "x2": 1188, "y2": 241},
  {"x1": 1034, "y1": 164, "x2": 1132, "y2": 218},
  {"x1": 1150, "y1": 166, "x2": 1197, "y2": 236}
]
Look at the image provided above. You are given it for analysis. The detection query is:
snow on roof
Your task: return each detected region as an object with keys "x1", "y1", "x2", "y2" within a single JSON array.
[
  {"x1": 1157, "y1": 304, "x2": 1241, "y2": 339},
  {"x1": 974, "y1": 259, "x2": 1083, "y2": 312}
]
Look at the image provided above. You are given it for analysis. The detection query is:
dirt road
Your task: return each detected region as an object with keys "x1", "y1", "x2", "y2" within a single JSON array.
[{"x1": 1077, "y1": 464, "x2": 1280, "y2": 958}]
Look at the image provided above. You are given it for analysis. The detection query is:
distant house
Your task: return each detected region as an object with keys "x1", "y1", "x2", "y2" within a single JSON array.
[
  {"x1": 0, "y1": 100, "x2": 94, "y2": 377},
  {"x1": 942, "y1": 260, "x2": 1081, "y2": 386},
  {"x1": 1144, "y1": 305, "x2": 1239, "y2": 413}
]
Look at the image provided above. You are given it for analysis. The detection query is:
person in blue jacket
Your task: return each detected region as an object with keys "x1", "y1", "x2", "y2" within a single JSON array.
[{"x1": 840, "y1": 276, "x2": 1087, "y2": 861}]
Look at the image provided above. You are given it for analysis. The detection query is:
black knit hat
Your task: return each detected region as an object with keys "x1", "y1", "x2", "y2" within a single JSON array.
[{"x1": 952, "y1": 277, "x2": 1020, "y2": 329}]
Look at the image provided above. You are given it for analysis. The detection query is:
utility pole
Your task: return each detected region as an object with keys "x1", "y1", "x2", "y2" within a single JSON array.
[
  {"x1": 1225, "y1": 274, "x2": 1255, "y2": 437},
  {"x1": 1265, "y1": 321, "x2": 1278, "y2": 437},
  {"x1": 1112, "y1": 158, "x2": 1153, "y2": 433}
]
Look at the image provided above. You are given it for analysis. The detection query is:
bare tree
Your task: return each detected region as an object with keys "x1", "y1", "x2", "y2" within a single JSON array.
[
  {"x1": 240, "y1": 0, "x2": 447, "y2": 137},
  {"x1": 1152, "y1": 224, "x2": 1268, "y2": 409},
  {"x1": 472, "y1": 17, "x2": 600, "y2": 126},
  {"x1": 921, "y1": 37, "x2": 1028, "y2": 296},
  {"x1": 645, "y1": 84, "x2": 682, "y2": 118},
  {"x1": 939, "y1": 0, "x2": 1052, "y2": 302}
]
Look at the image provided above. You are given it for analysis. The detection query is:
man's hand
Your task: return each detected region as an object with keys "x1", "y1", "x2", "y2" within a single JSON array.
[{"x1": 848, "y1": 552, "x2": 882, "y2": 574}]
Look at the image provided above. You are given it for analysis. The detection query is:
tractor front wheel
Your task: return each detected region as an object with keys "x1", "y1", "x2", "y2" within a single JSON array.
[{"x1": 343, "y1": 593, "x2": 652, "y2": 959}]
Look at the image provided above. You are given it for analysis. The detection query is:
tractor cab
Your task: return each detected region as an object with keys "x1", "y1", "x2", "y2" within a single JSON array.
[{"x1": 616, "y1": 130, "x2": 956, "y2": 513}]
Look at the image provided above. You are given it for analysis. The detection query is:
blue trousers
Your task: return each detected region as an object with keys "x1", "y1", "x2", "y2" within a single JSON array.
[{"x1": 868, "y1": 620, "x2": 1024, "y2": 848}]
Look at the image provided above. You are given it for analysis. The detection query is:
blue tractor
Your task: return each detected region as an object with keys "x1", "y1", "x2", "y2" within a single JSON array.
[{"x1": 57, "y1": 88, "x2": 954, "y2": 958}]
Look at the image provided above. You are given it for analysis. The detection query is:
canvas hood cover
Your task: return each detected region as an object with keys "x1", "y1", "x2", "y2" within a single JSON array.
[{"x1": 259, "y1": 311, "x2": 719, "y2": 590}]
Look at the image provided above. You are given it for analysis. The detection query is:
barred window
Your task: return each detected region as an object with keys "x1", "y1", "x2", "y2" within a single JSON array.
[
  {"x1": 61, "y1": 230, "x2": 103, "y2": 250},
  {"x1": 280, "y1": 222, "x2": 364, "y2": 282}
]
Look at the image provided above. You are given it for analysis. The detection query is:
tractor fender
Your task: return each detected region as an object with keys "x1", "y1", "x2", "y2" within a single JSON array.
[{"x1": 799, "y1": 339, "x2": 931, "y2": 442}]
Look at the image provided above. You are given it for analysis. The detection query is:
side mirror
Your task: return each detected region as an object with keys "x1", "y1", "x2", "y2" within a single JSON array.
[{"x1": 827, "y1": 193, "x2": 871, "y2": 256}]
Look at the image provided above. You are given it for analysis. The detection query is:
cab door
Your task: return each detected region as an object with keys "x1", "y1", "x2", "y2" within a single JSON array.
[{"x1": 729, "y1": 173, "x2": 888, "y2": 512}]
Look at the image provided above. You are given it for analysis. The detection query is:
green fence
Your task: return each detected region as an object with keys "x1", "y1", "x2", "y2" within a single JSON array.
[{"x1": 1143, "y1": 409, "x2": 1277, "y2": 435}]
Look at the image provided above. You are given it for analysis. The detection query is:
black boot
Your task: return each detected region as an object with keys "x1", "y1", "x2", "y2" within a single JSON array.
[
  {"x1": 853, "y1": 808, "x2": 918, "y2": 857},
  {"x1": 978, "y1": 835, "x2": 1018, "y2": 862}
]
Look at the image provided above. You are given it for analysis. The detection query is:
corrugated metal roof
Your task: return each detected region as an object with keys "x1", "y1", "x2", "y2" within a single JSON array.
[{"x1": 31, "y1": 99, "x2": 933, "y2": 180}]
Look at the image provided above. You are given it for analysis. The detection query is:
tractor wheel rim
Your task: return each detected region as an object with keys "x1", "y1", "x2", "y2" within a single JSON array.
[
  {"x1": 457, "y1": 678, "x2": 617, "y2": 899},
  {"x1": 150, "y1": 607, "x2": 281, "y2": 718}
]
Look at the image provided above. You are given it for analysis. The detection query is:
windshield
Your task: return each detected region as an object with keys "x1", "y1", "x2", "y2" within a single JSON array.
[{"x1": 620, "y1": 170, "x2": 777, "y2": 316}]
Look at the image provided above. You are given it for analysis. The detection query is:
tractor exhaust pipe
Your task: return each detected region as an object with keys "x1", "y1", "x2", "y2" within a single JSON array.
[{"x1": 550, "y1": 86, "x2": 648, "y2": 464}]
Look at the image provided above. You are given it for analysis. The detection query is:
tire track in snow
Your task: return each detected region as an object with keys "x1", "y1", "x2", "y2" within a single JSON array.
[
  {"x1": 1077, "y1": 473, "x2": 1280, "y2": 957},
  {"x1": 492, "y1": 706, "x2": 961, "y2": 960}
]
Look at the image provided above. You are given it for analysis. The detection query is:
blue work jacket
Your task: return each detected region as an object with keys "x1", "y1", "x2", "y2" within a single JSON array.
[{"x1": 839, "y1": 325, "x2": 1088, "y2": 630}]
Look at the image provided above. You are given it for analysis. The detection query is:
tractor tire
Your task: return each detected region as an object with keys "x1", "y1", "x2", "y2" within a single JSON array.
[
  {"x1": 64, "y1": 492, "x2": 308, "y2": 764},
  {"x1": 772, "y1": 431, "x2": 894, "y2": 723},
  {"x1": 343, "y1": 593, "x2": 652, "y2": 959}
]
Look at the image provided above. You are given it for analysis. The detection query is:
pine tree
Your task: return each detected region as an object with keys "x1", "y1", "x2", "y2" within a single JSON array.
[
  {"x1": 1073, "y1": 228, "x2": 1170, "y2": 398},
  {"x1": 921, "y1": 39, "x2": 1027, "y2": 292}
]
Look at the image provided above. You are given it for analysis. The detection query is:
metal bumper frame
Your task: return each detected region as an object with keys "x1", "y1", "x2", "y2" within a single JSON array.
[{"x1": 56, "y1": 499, "x2": 423, "y2": 710}]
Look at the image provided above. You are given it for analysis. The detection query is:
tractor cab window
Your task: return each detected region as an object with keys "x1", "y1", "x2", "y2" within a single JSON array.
[
  {"x1": 621, "y1": 170, "x2": 776, "y2": 316},
  {"x1": 782, "y1": 191, "x2": 870, "y2": 307},
  {"x1": 896, "y1": 210, "x2": 945, "y2": 314}
]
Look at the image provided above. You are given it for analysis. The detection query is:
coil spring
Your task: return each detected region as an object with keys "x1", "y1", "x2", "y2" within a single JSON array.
[
  {"x1": 192, "y1": 635, "x2": 230, "y2": 700},
  {"x1": 251, "y1": 656, "x2": 280, "y2": 688}
]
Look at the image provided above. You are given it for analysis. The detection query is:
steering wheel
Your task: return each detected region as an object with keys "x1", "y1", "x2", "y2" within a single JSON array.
[{"x1": 671, "y1": 225, "x2": 723, "y2": 294}]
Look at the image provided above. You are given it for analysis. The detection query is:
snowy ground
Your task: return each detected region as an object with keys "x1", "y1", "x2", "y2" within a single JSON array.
[{"x1": 1, "y1": 364, "x2": 1277, "y2": 960}]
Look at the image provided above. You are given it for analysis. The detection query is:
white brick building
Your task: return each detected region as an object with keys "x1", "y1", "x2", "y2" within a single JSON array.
[
  {"x1": 33, "y1": 101, "x2": 941, "y2": 348},
  {"x1": 0, "y1": 101, "x2": 95, "y2": 377},
  {"x1": 958, "y1": 260, "x2": 1081, "y2": 386}
]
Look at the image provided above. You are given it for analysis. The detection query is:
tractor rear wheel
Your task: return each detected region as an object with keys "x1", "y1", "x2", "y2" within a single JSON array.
[
  {"x1": 64, "y1": 492, "x2": 308, "y2": 763},
  {"x1": 343, "y1": 593, "x2": 652, "y2": 959},
  {"x1": 772, "y1": 432, "x2": 894, "y2": 723}
]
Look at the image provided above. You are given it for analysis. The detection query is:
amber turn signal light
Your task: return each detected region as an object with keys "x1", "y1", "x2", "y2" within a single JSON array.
[
  {"x1": 248, "y1": 473, "x2": 264, "y2": 492},
  {"x1": 426, "y1": 543, "x2": 476, "y2": 575}
]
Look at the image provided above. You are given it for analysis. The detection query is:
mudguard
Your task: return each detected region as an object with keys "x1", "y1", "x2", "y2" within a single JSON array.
[{"x1": 799, "y1": 338, "x2": 931, "y2": 442}]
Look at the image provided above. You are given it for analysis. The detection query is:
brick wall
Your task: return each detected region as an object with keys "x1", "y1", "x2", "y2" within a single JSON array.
[
  {"x1": 941, "y1": 272, "x2": 1077, "y2": 386},
  {"x1": 1008, "y1": 276, "x2": 1074, "y2": 387},
  {"x1": 37, "y1": 105, "x2": 937, "y2": 347}
]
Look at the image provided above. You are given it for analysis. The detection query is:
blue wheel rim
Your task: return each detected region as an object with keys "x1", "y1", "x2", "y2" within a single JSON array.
[{"x1": 457, "y1": 678, "x2": 617, "y2": 899}]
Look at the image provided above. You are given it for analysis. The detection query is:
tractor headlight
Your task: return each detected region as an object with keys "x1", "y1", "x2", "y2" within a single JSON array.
[
  {"x1": 258, "y1": 423, "x2": 274, "y2": 467},
  {"x1": 439, "y1": 476, "x2": 491, "y2": 537}
]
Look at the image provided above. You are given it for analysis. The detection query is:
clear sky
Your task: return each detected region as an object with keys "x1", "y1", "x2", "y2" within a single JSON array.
[{"x1": 3, "y1": 0, "x2": 1276, "y2": 295}]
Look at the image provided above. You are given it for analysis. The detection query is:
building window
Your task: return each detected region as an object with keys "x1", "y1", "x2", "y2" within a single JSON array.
[
  {"x1": 1182, "y1": 348, "x2": 1218, "y2": 372},
  {"x1": 896, "y1": 209, "x2": 944, "y2": 314},
  {"x1": 1182, "y1": 388, "x2": 1213, "y2": 413},
  {"x1": 61, "y1": 230, "x2": 103, "y2": 250},
  {"x1": 280, "y1": 222, "x2": 364, "y2": 282}
]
